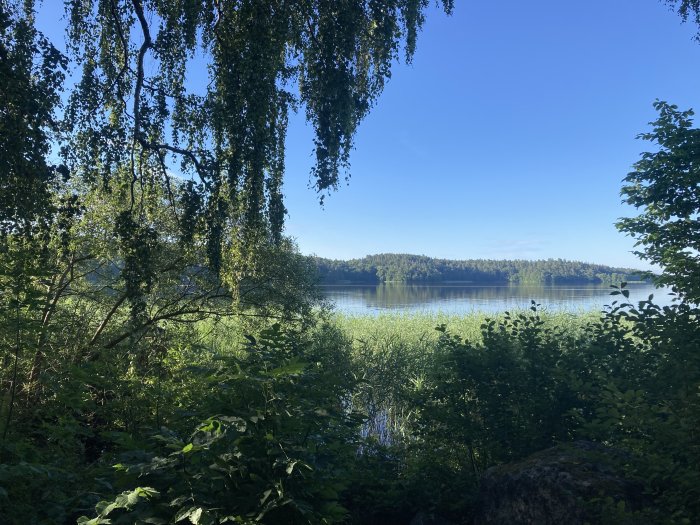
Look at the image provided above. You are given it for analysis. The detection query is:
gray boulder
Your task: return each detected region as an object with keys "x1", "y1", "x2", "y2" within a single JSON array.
[
  {"x1": 474, "y1": 441, "x2": 647, "y2": 525},
  {"x1": 409, "y1": 511, "x2": 455, "y2": 525}
]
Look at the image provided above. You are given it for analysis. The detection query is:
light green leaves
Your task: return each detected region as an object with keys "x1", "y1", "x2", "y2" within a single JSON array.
[
  {"x1": 174, "y1": 506, "x2": 206, "y2": 524},
  {"x1": 78, "y1": 487, "x2": 160, "y2": 524}
]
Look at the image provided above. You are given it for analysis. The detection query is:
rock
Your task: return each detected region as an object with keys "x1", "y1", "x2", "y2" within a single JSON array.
[
  {"x1": 410, "y1": 511, "x2": 455, "y2": 525},
  {"x1": 474, "y1": 441, "x2": 647, "y2": 525}
]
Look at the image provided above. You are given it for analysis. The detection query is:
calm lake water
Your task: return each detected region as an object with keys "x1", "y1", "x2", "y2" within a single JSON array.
[{"x1": 321, "y1": 283, "x2": 674, "y2": 315}]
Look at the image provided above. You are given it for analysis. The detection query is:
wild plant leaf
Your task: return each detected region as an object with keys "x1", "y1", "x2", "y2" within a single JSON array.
[{"x1": 266, "y1": 359, "x2": 307, "y2": 377}]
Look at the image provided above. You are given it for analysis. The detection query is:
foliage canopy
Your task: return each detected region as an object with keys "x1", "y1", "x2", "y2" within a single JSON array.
[
  {"x1": 618, "y1": 101, "x2": 700, "y2": 303},
  {"x1": 2, "y1": 1, "x2": 700, "y2": 524},
  {"x1": 63, "y1": 0, "x2": 454, "y2": 266}
]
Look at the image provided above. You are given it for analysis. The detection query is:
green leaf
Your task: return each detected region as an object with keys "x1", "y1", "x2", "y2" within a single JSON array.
[
  {"x1": 285, "y1": 461, "x2": 297, "y2": 475},
  {"x1": 174, "y1": 506, "x2": 203, "y2": 523},
  {"x1": 77, "y1": 517, "x2": 110, "y2": 525},
  {"x1": 169, "y1": 496, "x2": 190, "y2": 507},
  {"x1": 189, "y1": 508, "x2": 203, "y2": 524},
  {"x1": 267, "y1": 359, "x2": 307, "y2": 377},
  {"x1": 260, "y1": 489, "x2": 273, "y2": 506}
]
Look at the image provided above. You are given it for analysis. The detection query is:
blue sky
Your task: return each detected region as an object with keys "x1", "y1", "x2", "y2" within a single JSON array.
[
  {"x1": 36, "y1": 1, "x2": 700, "y2": 269},
  {"x1": 281, "y1": 1, "x2": 700, "y2": 269}
]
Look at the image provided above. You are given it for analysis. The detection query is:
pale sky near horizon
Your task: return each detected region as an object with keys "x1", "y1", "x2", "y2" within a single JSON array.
[{"x1": 36, "y1": 1, "x2": 700, "y2": 270}]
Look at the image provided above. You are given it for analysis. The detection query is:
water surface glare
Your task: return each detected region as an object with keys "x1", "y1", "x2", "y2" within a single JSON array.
[{"x1": 321, "y1": 283, "x2": 673, "y2": 315}]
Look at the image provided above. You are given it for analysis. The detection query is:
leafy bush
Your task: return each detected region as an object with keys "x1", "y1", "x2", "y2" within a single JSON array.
[
  {"x1": 391, "y1": 291, "x2": 700, "y2": 523},
  {"x1": 78, "y1": 323, "x2": 359, "y2": 525}
]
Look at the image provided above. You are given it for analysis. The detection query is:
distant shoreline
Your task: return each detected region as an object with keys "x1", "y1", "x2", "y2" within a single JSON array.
[{"x1": 311, "y1": 253, "x2": 650, "y2": 286}]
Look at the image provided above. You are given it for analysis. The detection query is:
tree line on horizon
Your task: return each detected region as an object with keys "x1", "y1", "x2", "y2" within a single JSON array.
[
  {"x1": 313, "y1": 253, "x2": 645, "y2": 285},
  {"x1": 2, "y1": 0, "x2": 700, "y2": 523}
]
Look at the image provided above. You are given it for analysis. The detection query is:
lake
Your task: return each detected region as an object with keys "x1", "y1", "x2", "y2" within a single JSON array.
[{"x1": 321, "y1": 282, "x2": 674, "y2": 315}]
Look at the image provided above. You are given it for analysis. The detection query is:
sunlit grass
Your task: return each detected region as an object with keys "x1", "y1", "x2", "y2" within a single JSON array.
[
  {"x1": 332, "y1": 309, "x2": 600, "y2": 348},
  {"x1": 198, "y1": 308, "x2": 602, "y2": 356}
]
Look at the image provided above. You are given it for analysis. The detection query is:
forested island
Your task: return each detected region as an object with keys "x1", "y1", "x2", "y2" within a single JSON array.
[
  {"x1": 3, "y1": 2, "x2": 700, "y2": 525},
  {"x1": 313, "y1": 253, "x2": 644, "y2": 284}
]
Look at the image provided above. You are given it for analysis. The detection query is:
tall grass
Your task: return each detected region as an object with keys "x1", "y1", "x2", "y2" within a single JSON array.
[
  {"x1": 197, "y1": 309, "x2": 602, "y2": 444},
  {"x1": 333, "y1": 309, "x2": 599, "y2": 347},
  {"x1": 332, "y1": 310, "x2": 601, "y2": 444}
]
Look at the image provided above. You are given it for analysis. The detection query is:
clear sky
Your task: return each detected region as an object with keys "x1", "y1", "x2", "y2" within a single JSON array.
[
  {"x1": 36, "y1": 1, "x2": 700, "y2": 269},
  {"x1": 280, "y1": 1, "x2": 700, "y2": 269}
]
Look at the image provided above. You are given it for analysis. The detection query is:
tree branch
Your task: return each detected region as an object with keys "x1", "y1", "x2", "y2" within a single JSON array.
[
  {"x1": 130, "y1": 0, "x2": 153, "y2": 205},
  {"x1": 89, "y1": 292, "x2": 129, "y2": 346}
]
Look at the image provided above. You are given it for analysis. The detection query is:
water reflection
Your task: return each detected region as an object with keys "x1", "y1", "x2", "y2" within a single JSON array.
[{"x1": 322, "y1": 282, "x2": 672, "y2": 315}]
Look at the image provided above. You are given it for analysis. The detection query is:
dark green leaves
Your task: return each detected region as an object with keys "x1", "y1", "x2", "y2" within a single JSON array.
[{"x1": 0, "y1": 3, "x2": 67, "y2": 238}]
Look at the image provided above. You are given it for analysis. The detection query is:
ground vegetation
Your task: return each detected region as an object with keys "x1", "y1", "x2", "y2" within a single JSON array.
[{"x1": 1, "y1": 1, "x2": 699, "y2": 523}]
